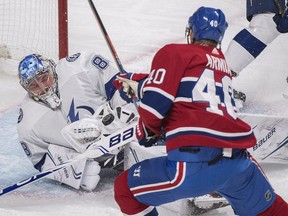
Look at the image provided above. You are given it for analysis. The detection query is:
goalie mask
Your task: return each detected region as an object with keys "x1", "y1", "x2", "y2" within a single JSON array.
[{"x1": 18, "y1": 54, "x2": 61, "y2": 109}]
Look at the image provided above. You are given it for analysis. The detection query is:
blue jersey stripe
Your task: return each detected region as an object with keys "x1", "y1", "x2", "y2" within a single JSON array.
[{"x1": 141, "y1": 90, "x2": 173, "y2": 118}]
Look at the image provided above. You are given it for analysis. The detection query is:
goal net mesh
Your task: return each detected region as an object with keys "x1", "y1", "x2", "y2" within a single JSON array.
[{"x1": 0, "y1": 0, "x2": 60, "y2": 61}]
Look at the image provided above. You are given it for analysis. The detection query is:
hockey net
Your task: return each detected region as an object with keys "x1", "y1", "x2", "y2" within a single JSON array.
[{"x1": 0, "y1": 0, "x2": 68, "y2": 62}]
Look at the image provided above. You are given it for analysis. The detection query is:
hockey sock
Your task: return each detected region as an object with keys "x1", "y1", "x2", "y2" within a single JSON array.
[
  {"x1": 114, "y1": 170, "x2": 158, "y2": 215},
  {"x1": 257, "y1": 195, "x2": 288, "y2": 216}
]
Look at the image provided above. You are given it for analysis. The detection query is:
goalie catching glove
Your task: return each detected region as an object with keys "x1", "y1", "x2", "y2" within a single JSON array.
[
  {"x1": 113, "y1": 72, "x2": 149, "y2": 102},
  {"x1": 61, "y1": 118, "x2": 102, "y2": 153},
  {"x1": 61, "y1": 103, "x2": 137, "y2": 152},
  {"x1": 61, "y1": 102, "x2": 138, "y2": 173}
]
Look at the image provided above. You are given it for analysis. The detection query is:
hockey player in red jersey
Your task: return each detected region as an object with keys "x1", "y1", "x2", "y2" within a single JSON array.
[{"x1": 113, "y1": 6, "x2": 288, "y2": 216}]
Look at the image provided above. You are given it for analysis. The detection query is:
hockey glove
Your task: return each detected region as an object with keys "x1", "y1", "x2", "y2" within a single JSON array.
[
  {"x1": 273, "y1": 9, "x2": 288, "y2": 33},
  {"x1": 113, "y1": 73, "x2": 148, "y2": 102},
  {"x1": 136, "y1": 118, "x2": 159, "y2": 147},
  {"x1": 61, "y1": 118, "x2": 102, "y2": 153}
]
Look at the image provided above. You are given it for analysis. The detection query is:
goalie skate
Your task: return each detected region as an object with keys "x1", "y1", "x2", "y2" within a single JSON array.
[{"x1": 185, "y1": 194, "x2": 229, "y2": 215}]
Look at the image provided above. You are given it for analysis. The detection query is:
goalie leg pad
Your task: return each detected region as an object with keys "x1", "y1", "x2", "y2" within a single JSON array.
[
  {"x1": 43, "y1": 144, "x2": 101, "y2": 191},
  {"x1": 124, "y1": 141, "x2": 166, "y2": 170},
  {"x1": 80, "y1": 159, "x2": 101, "y2": 191}
]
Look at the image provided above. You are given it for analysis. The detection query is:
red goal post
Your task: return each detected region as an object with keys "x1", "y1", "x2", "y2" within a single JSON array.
[{"x1": 0, "y1": 0, "x2": 68, "y2": 61}]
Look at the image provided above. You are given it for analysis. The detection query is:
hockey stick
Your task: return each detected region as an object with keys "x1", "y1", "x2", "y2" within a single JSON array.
[
  {"x1": 0, "y1": 121, "x2": 137, "y2": 196},
  {"x1": 274, "y1": 0, "x2": 285, "y2": 15},
  {"x1": 87, "y1": 0, "x2": 139, "y2": 108},
  {"x1": 87, "y1": 0, "x2": 125, "y2": 74}
]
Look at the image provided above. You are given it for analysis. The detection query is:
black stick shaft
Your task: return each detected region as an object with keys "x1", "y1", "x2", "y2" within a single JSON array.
[{"x1": 88, "y1": 0, "x2": 125, "y2": 73}]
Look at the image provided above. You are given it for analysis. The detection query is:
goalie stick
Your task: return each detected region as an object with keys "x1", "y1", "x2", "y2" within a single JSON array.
[
  {"x1": 0, "y1": 121, "x2": 137, "y2": 196},
  {"x1": 239, "y1": 113, "x2": 288, "y2": 163}
]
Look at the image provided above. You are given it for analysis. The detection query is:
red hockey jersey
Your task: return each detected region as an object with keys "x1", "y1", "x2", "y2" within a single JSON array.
[{"x1": 138, "y1": 44, "x2": 256, "y2": 152}]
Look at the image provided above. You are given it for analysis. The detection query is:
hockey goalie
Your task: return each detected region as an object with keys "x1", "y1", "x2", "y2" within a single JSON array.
[{"x1": 16, "y1": 52, "x2": 138, "y2": 192}]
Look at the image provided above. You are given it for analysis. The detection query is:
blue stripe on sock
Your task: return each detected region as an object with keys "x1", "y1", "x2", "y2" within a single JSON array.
[{"x1": 233, "y1": 29, "x2": 266, "y2": 58}]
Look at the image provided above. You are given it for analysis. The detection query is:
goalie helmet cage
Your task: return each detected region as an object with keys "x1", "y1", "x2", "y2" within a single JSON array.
[{"x1": 0, "y1": 0, "x2": 68, "y2": 61}]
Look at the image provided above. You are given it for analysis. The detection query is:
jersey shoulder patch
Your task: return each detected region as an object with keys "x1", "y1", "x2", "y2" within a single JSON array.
[
  {"x1": 66, "y1": 53, "x2": 81, "y2": 62},
  {"x1": 92, "y1": 55, "x2": 109, "y2": 71}
]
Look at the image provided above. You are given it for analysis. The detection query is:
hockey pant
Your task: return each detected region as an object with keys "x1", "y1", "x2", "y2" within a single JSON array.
[{"x1": 115, "y1": 149, "x2": 288, "y2": 216}]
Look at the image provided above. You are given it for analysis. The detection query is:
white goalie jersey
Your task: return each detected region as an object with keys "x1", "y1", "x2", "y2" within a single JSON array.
[{"x1": 17, "y1": 51, "x2": 132, "y2": 170}]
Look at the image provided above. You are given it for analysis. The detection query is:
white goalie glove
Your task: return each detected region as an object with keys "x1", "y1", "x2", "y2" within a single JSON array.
[
  {"x1": 62, "y1": 117, "x2": 102, "y2": 153},
  {"x1": 61, "y1": 102, "x2": 137, "y2": 153},
  {"x1": 70, "y1": 118, "x2": 102, "y2": 141},
  {"x1": 61, "y1": 102, "x2": 138, "y2": 170}
]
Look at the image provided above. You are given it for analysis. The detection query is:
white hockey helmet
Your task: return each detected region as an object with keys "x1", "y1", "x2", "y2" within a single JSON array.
[{"x1": 18, "y1": 54, "x2": 61, "y2": 109}]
